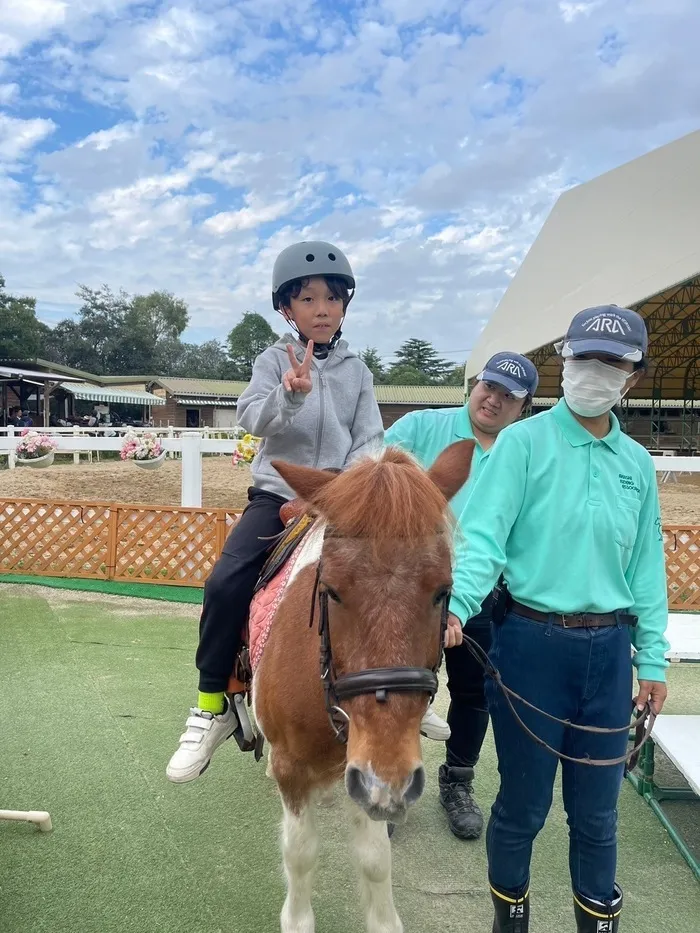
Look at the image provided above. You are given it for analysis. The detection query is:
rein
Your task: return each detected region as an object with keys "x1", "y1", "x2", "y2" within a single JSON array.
[
  {"x1": 459, "y1": 632, "x2": 655, "y2": 770},
  {"x1": 308, "y1": 554, "x2": 654, "y2": 768}
]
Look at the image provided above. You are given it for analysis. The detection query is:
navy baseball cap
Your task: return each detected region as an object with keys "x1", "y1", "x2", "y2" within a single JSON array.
[
  {"x1": 555, "y1": 304, "x2": 648, "y2": 362},
  {"x1": 476, "y1": 351, "x2": 539, "y2": 399}
]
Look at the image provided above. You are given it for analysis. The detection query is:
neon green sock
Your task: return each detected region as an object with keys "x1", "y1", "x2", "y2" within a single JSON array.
[{"x1": 197, "y1": 691, "x2": 225, "y2": 715}]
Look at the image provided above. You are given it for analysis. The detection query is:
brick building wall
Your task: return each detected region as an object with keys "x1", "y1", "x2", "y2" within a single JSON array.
[{"x1": 152, "y1": 397, "x2": 218, "y2": 428}]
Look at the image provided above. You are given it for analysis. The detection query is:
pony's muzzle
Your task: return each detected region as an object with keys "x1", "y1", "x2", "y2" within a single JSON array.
[{"x1": 345, "y1": 763, "x2": 426, "y2": 822}]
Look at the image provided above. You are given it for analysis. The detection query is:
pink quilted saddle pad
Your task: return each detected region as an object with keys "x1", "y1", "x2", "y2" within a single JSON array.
[{"x1": 248, "y1": 531, "x2": 314, "y2": 672}]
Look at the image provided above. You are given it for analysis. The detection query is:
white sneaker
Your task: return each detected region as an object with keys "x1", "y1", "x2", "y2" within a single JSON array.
[
  {"x1": 166, "y1": 699, "x2": 238, "y2": 784},
  {"x1": 420, "y1": 704, "x2": 451, "y2": 741}
]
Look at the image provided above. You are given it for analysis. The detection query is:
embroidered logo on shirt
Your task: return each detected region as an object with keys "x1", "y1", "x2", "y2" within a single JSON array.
[{"x1": 618, "y1": 473, "x2": 640, "y2": 496}]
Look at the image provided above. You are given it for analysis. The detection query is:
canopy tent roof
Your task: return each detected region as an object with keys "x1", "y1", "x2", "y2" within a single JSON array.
[
  {"x1": 60, "y1": 383, "x2": 165, "y2": 406},
  {"x1": 0, "y1": 364, "x2": 86, "y2": 383},
  {"x1": 465, "y1": 129, "x2": 700, "y2": 400},
  {"x1": 176, "y1": 398, "x2": 238, "y2": 407}
]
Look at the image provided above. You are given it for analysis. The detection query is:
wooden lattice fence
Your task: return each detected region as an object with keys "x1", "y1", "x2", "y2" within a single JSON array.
[
  {"x1": 663, "y1": 525, "x2": 700, "y2": 611},
  {"x1": 0, "y1": 499, "x2": 699, "y2": 608},
  {"x1": 0, "y1": 498, "x2": 241, "y2": 587}
]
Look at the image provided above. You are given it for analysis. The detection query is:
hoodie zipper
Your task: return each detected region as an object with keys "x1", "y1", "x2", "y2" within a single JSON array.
[{"x1": 311, "y1": 344, "x2": 338, "y2": 468}]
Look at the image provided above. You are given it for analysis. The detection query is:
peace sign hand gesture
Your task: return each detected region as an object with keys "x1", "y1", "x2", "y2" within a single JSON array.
[{"x1": 283, "y1": 341, "x2": 314, "y2": 394}]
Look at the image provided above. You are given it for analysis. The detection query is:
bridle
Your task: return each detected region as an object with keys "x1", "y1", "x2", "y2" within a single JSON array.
[
  {"x1": 310, "y1": 559, "x2": 450, "y2": 745},
  {"x1": 308, "y1": 540, "x2": 654, "y2": 768}
]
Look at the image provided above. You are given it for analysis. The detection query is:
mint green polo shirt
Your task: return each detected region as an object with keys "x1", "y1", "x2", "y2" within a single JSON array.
[
  {"x1": 450, "y1": 399, "x2": 669, "y2": 682},
  {"x1": 384, "y1": 406, "x2": 490, "y2": 521}
]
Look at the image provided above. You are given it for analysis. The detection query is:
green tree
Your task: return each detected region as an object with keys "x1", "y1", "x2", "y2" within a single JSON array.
[
  {"x1": 360, "y1": 347, "x2": 385, "y2": 383},
  {"x1": 0, "y1": 274, "x2": 47, "y2": 359},
  {"x1": 157, "y1": 339, "x2": 230, "y2": 379},
  {"x1": 73, "y1": 284, "x2": 130, "y2": 373},
  {"x1": 391, "y1": 338, "x2": 452, "y2": 383},
  {"x1": 129, "y1": 291, "x2": 189, "y2": 344},
  {"x1": 386, "y1": 364, "x2": 429, "y2": 386},
  {"x1": 49, "y1": 319, "x2": 102, "y2": 372},
  {"x1": 227, "y1": 312, "x2": 278, "y2": 380},
  {"x1": 442, "y1": 363, "x2": 466, "y2": 386}
]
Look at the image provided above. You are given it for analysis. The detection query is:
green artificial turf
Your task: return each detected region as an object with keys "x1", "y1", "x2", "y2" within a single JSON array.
[
  {"x1": 0, "y1": 588, "x2": 698, "y2": 933},
  {"x1": 0, "y1": 573, "x2": 203, "y2": 603}
]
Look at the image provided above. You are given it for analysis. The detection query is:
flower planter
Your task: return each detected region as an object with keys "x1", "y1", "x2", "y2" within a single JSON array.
[
  {"x1": 133, "y1": 451, "x2": 167, "y2": 470},
  {"x1": 16, "y1": 451, "x2": 55, "y2": 469}
]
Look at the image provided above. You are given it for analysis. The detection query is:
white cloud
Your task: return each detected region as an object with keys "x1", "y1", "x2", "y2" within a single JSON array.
[
  {"x1": 202, "y1": 173, "x2": 326, "y2": 235},
  {"x1": 0, "y1": 113, "x2": 55, "y2": 161},
  {"x1": 75, "y1": 122, "x2": 140, "y2": 151},
  {"x1": 0, "y1": 0, "x2": 699, "y2": 362},
  {"x1": 0, "y1": 82, "x2": 18, "y2": 104},
  {"x1": 0, "y1": 0, "x2": 67, "y2": 57}
]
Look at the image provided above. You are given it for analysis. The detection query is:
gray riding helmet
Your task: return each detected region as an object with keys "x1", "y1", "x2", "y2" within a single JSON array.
[{"x1": 271, "y1": 240, "x2": 355, "y2": 310}]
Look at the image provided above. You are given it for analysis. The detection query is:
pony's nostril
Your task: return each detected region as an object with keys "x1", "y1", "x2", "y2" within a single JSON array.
[
  {"x1": 345, "y1": 765, "x2": 369, "y2": 804},
  {"x1": 404, "y1": 765, "x2": 425, "y2": 805}
]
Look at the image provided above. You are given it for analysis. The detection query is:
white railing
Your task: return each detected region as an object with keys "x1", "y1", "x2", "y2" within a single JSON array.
[
  {"x1": 0, "y1": 429, "x2": 244, "y2": 507},
  {"x1": 1, "y1": 430, "x2": 699, "y2": 509}
]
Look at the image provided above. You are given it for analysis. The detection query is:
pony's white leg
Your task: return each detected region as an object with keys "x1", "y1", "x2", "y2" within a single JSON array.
[
  {"x1": 280, "y1": 796, "x2": 319, "y2": 933},
  {"x1": 350, "y1": 809, "x2": 403, "y2": 933}
]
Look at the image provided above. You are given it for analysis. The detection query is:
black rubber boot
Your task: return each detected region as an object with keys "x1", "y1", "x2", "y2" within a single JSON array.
[
  {"x1": 438, "y1": 764, "x2": 484, "y2": 839},
  {"x1": 490, "y1": 881, "x2": 529, "y2": 933},
  {"x1": 574, "y1": 884, "x2": 622, "y2": 932}
]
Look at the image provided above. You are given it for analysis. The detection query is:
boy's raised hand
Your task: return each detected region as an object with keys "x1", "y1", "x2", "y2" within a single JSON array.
[{"x1": 283, "y1": 341, "x2": 314, "y2": 394}]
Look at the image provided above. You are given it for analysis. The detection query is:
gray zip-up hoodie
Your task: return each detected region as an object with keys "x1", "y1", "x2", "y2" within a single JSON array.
[{"x1": 236, "y1": 334, "x2": 385, "y2": 501}]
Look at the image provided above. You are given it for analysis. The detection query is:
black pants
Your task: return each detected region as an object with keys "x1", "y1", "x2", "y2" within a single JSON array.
[
  {"x1": 196, "y1": 487, "x2": 286, "y2": 693},
  {"x1": 444, "y1": 594, "x2": 494, "y2": 769}
]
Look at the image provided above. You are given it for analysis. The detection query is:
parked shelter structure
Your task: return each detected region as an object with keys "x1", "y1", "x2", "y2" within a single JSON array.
[
  {"x1": 466, "y1": 129, "x2": 700, "y2": 453},
  {"x1": 0, "y1": 359, "x2": 164, "y2": 426}
]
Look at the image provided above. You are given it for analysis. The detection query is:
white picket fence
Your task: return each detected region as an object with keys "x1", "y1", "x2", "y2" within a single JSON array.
[
  {"x1": 0, "y1": 426, "x2": 243, "y2": 507},
  {"x1": 1, "y1": 426, "x2": 699, "y2": 508}
]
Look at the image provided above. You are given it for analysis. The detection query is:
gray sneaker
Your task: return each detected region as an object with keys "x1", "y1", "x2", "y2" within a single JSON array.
[{"x1": 166, "y1": 699, "x2": 237, "y2": 784}]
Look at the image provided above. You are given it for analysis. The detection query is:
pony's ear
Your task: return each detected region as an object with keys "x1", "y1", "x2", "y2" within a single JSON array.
[
  {"x1": 270, "y1": 460, "x2": 337, "y2": 504},
  {"x1": 427, "y1": 439, "x2": 475, "y2": 502}
]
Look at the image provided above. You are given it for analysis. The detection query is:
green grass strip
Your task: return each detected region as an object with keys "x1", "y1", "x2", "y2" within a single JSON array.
[{"x1": 0, "y1": 573, "x2": 203, "y2": 603}]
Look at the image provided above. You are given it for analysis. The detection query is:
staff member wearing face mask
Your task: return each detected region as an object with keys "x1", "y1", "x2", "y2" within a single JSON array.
[{"x1": 450, "y1": 305, "x2": 669, "y2": 933}]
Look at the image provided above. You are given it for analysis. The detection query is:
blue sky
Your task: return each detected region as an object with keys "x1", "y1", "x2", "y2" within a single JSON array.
[{"x1": 1, "y1": 0, "x2": 699, "y2": 365}]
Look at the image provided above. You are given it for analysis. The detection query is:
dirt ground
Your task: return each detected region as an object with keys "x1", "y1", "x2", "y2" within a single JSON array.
[
  {"x1": 1, "y1": 454, "x2": 700, "y2": 521},
  {"x1": 0, "y1": 455, "x2": 254, "y2": 510}
]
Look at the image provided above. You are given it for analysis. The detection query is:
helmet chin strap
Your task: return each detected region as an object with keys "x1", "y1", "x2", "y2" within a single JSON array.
[{"x1": 277, "y1": 311, "x2": 345, "y2": 359}]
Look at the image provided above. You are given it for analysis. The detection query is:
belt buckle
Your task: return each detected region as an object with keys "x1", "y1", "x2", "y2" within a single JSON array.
[{"x1": 561, "y1": 613, "x2": 584, "y2": 628}]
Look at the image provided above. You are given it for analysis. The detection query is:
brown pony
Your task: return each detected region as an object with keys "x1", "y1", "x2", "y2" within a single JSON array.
[{"x1": 252, "y1": 439, "x2": 474, "y2": 933}]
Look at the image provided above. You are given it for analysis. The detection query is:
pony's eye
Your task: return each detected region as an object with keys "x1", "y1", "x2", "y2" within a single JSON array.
[
  {"x1": 433, "y1": 587, "x2": 450, "y2": 606},
  {"x1": 323, "y1": 585, "x2": 342, "y2": 604}
]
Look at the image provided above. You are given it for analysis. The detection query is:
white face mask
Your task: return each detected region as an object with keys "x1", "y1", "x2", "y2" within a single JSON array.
[{"x1": 562, "y1": 359, "x2": 632, "y2": 418}]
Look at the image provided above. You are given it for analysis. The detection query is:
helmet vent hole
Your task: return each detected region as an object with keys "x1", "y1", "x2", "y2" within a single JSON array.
[
  {"x1": 305, "y1": 253, "x2": 315, "y2": 262},
  {"x1": 328, "y1": 252, "x2": 336, "y2": 261}
]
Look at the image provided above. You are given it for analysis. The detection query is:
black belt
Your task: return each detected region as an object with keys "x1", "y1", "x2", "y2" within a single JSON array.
[{"x1": 511, "y1": 600, "x2": 637, "y2": 629}]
